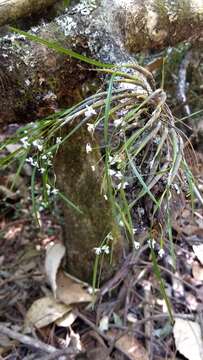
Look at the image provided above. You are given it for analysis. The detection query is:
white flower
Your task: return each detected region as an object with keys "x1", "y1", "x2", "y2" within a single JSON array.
[
  {"x1": 109, "y1": 156, "x2": 114, "y2": 164},
  {"x1": 21, "y1": 137, "x2": 30, "y2": 149},
  {"x1": 133, "y1": 228, "x2": 138, "y2": 234},
  {"x1": 173, "y1": 183, "x2": 180, "y2": 194},
  {"x1": 148, "y1": 239, "x2": 156, "y2": 249},
  {"x1": 106, "y1": 233, "x2": 113, "y2": 241},
  {"x1": 114, "y1": 119, "x2": 123, "y2": 127},
  {"x1": 134, "y1": 241, "x2": 140, "y2": 250},
  {"x1": 109, "y1": 169, "x2": 116, "y2": 176},
  {"x1": 86, "y1": 143, "x2": 92, "y2": 153},
  {"x1": 91, "y1": 165, "x2": 95, "y2": 172},
  {"x1": 85, "y1": 105, "x2": 96, "y2": 118},
  {"x1": 41, "y1": 154, "x2": 47, "y2": 160},
  {"x1": 26, "y1": 157, "x2": 38, "y2": 167},
  {"x1": 94, "y1": 244, "x2": 110, "y2": 255},
  {"x1": 101, "y1": 245, "x2": 110, "y2": 254},
  {"x1": 115, "y1": 171, "x2": 123, "y2": 180},
  {"x1": 123, "y1": 182, "x2": 129, "y2": 189},
  {"x1": 94, "y1": 247, "x2": 102, "y2": 255},
  {"x1": 119, "y1": 220, "x2": 124, "y2": 227},
  {"x1": 158, "y1": 248, "x2": 165, "y2": 258},
  {"x1": 56, "y1": 137, "x2": 62, "y2": 144},
  {"x1": 104, "y1": 194, "x2": 108, "y2": 201},
  {"x1": 52, "y1": 188, "x2": 59, "y2": 195},
  {"x1": 46, "y1": 183, "x2": 51, "y2": 195},
  {"x1": 33, "y1": 140, "x2": 43, "y2": 151},
  {"x1": 117, "y1": 182, "x2": 129, "y2": 190},
  {"x1": 39, "y1": 168, "x2": 45, "y2": 174},
  {"x1": 87, "y1": 123, "x2": 95, "y2": 134}
]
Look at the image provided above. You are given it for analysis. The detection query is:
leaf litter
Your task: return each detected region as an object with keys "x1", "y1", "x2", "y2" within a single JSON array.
[{"x1": 1, "y1": 172, "x2": 203, "y2": 359}]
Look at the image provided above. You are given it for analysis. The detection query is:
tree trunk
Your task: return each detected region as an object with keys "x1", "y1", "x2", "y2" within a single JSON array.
[
  {"x1": 0, "y1": 0, "x2": 61, "y2": 26},
  {"x1": 54, "y1": 125, "x2": 125, "y2": 283}
]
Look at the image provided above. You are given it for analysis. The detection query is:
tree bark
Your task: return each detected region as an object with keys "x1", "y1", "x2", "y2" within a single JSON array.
[
  {"x1": 105, "y1": 0, "x2": 203, "y2": 53},
  {"x1": 0, "y1": 0, "x2": 61, "y2": 26},
  {"x1": 0, "y1": 0, "x2": 202, "y2": 125},
  {"x1": 54, "y1": 125, "x2": 125, "y2": 283}
]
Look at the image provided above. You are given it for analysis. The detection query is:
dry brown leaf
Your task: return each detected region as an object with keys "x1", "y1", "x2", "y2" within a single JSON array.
[
  {"x1": 192, "y1": 261, "x2": 203, "y2": 282},
  {"x1": 193, "y1": 244, "x2": 203, "y2": 265},
  {"x1": 25, "y1": 296, "x2": 71, "y2": 330},
  {"x1": 173, "y1": 318, "x2": 203, "y2": 360},
  {"x1": 108, "y1": 330, "x2": 148, "y2": 360},
  {"x1": 56, "y1": 270, "x2": 92, "y2": 306},
  {"x1": 56, "y1": 310, "x2": 77, "y2": 327},
  {"x1": 87, "y1": 346, "x2": 111, "y2": 360},
  {"x1": 45, "y1": 242, "x2": 66, "y2": 295}
]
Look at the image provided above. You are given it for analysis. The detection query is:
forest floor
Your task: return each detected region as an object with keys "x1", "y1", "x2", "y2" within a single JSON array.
[{"x1": 0, "y1": 136, "x2": 203, "y2": 360}]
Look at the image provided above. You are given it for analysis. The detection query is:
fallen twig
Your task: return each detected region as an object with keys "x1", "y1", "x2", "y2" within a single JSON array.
[
  {"x1": 0, "y1": 324, "x2": 57, "y2": 354},
  {"x1": 99, "y1": 241, "x2": 148, "y2": 297},
  {"x1": 76, "y1": 310, "x2": 132, "y2": 360},
  {"x1": 37, "y1": 348, "x2": 79, "y2": 360}
]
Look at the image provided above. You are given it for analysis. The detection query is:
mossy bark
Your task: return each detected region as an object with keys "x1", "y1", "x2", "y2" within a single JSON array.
[
  {"x1": 54, "y1": 125, "x2": 125, "y2": 283},
  {"x1": 105, "y1": 0, "x2": 203, "y2": 53},
  {"x1": 0, "y1": 0, "x2": 202, "y2": 125},
  {"x1": 0, "y1": 0, "x2": 61, "y2": 26}
]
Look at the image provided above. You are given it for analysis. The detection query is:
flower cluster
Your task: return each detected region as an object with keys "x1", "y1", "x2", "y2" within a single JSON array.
[
  {"x1": 108, "y1": 167, "x2": 129, "y2": 190},
  {"x1": 26, "y1": 157, "x2": 38, "y2": 167},
  {"x1": 26, "y1": 149, "x2": 53, "y2": 174},
  {"x1": 46, "y1": 184, "x2": 59, "y2": 196},
  {"x1": 147, "y1": 239, "x2": 166, "y2": 258},
  {"x1": 33, "y1": 139, "x2": 43, "y2": 151},
  {"x1": 94, "y1": 244, "x2": 110, "y2": 255}
]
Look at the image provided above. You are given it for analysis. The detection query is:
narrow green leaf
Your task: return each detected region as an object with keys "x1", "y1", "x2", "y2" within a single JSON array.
[
  {"x1": 151, "y1": 246, "x2": 174, "y2": 324},
  {"x1": 126, "y1": 151, "x2": 159, "y2": 207},
  {"x1": 31, "y1": 167, "x2": 40, "y2": 226},
  {"x1": 58, "y1": 191, "x2": 83, "y2": 214},
  {"x1": 10, "y1": 27, "x2": 113, "y2": 68}
]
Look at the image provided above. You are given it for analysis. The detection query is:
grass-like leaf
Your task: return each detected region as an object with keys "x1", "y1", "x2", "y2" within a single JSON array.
[{"x1": 10, "y1": 27, "x2": 113, "y2": 68}]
